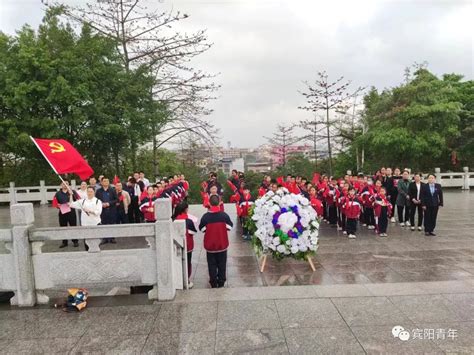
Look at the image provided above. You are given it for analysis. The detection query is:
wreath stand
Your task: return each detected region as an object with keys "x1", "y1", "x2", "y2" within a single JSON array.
[{"x1": 259, "y1": 254, "x2": 316, "y2": 273}]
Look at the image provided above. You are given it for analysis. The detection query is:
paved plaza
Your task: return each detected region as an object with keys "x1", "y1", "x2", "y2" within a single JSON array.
[
  {"x1": 0, "y1": 281, "x2": 473, "y2": 354},
  {"x1": 0, "y1": 190, "x2": 473, "y2": 353}
]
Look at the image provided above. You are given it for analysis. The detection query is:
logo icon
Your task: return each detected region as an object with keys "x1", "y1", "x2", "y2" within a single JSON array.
[
  {"x1": 392, "y1": 326, "x2": 410, "y2": 341},
  {"x1": 49, "y1": 142, "x2": 66, "y2": 154}
]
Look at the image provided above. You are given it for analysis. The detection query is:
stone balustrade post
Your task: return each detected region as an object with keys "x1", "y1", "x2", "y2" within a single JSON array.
[
  {"x1": 9, "y1": 182, "x2": 16, "y2": 204},
  {"x1": 10, "y1": 203, "x2": 36, "y2": 306},
  {"x1": 434, "y1": 168, "x2": 441, "y2": 184},
  {"x1": 462, "y1": 167, "x2": 470, "y2": 190},
  {"x1": 152, "y1": 198, "x2": 176, "y2": 300},
  {"x1": 346, "y1": 170, "x2": 352, "y2": 176},
  {"x1": 71, "y1": 180, "x2": 76, "y2": 190},
  {"x1": 39, "y1": 180, "x2": 47, "y2": 205}
]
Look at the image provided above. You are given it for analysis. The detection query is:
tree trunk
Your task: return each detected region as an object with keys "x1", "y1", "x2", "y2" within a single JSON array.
[
  {"x1": 325, "y1": 96, "x2": 333, "y2": 176},
  {"x1": 114, "y1": 149, "x2": 120, "y2": 177},
  {"x1": 356, "y1": 146, "x2": 360, "y2": 172},
  {"x1": 152, "y1": 125, "x2": 158, "y2": 180},
  {"x1": 313, "y1": 128, "x2": 318, "y2": 170}
]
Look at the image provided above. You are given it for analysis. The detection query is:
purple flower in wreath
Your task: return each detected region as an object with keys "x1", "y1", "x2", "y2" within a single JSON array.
[
  {"x1": 272, "y1": 211, "x2": 281, "y2": 226},
  {"x1": 295, "y1": 222, "x2": 304, "y2": 233}
]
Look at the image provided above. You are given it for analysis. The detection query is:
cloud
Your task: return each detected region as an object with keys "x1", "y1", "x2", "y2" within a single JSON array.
[{"x1": 1, "y1": 0, "x2": 472, "y2": 148}]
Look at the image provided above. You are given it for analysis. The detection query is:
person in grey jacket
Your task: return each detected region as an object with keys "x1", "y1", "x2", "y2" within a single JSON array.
[{"x1": 396, "y1": 170, "x2": 411, "y2": 226}]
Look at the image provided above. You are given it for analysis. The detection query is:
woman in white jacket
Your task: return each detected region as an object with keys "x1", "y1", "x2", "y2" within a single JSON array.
[{"x1": 69, "y1": 186, "x2": 103, "y2": 226}]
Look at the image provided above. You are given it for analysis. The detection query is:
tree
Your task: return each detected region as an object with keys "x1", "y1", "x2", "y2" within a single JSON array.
[
  {"x1": 274, "y1": 154, "x2": 315, "y2": 179},
  {"x1": 264, "y1": 124, "x2": 299, "y2": 170},
  {"x1": 333, "y1": 95, "x2": 366, "y2": 172},
  {"x1": 346, "y1": 67, "x2": 473, "y2": 172},
  {"x1": 299, "y1": 71, "x2": 364, "y2": 175},
  {"x1": 299, "y1": 114, "x2": 327, "y2": 169},
  {"x1": 0, "y1": 9, "x2": 154, "y2": 185},
  {"x1": 50, "y1": 0, "x2": 220, "y2": 169}
]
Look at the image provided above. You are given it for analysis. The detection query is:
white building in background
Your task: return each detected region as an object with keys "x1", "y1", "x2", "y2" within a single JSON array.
[
  {"x1": 218, "y1": 157, "x2": 245, "y2": 176},
  {"x1": 247, "y1": 162, "x2": 272, "y2": 173}
]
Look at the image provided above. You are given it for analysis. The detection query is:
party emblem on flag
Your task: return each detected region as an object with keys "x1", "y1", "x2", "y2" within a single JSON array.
[
  {"x1": 49, "y1": 142, "x2": 66, "y2": 154},
  {"x1": 31, "y1": 137, "x2": 94, "y2": 180}
]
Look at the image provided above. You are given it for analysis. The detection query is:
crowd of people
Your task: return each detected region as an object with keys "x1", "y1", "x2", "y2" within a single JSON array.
[
  {"x1": 53, "y1": 172, "x2": 189, "y2": 248},
  {"x1": 199, "y1": 168, "x2": 444, "y2": 242},
  {"x1": 52, "y1": 166, "x2": 444, "y2": 289}
]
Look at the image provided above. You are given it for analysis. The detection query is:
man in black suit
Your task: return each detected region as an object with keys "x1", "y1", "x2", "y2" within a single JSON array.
[
  {"x1": 408, "y1": 173, "x2": 424, "y2": 231},
  {"x1": 95, "y1": 177, "x2": 118, "y2": 243},
  {"x1": 421, "y1": 174, "x2": 443, "y2": 236}
]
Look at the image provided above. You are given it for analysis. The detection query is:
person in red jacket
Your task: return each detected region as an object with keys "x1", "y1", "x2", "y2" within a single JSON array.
[
  {"x1": 199, "y1": 195, "x2": 233, "y2": 288},
  {"x1": 343, "y1": 187, "x2": 362, "y2": 239},
  {"x1": 323, "y1": 177, "x2": 339, "y2": 226},
  {"x1": 239, "y1": 187, "x2": 254, "y2": 240},
  {"x1": 337, "y1": 183, "x2": 349, "y2": 235},
  {"x1": 317, "y1": 175, "x2": 329, "y2": 221},
  {"x1": 374, "y1": 186, "x2": 392, "y2": 237},
  {"x1": 361, "y1": 178, "x2": 376, "y2": 230},
  {"x1": 309, "y1": 186, "x2": 323, "y2": 217},
  {"x1": 140, "y1": 186, "x2": 157, "y2": 222},
  {"x1": 173, "y1": 201, "x2": 198, "y2": 288}
]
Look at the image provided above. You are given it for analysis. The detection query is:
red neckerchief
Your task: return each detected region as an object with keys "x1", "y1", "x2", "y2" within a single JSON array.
[
  {"x1": 348, "y1": 196, "x2": 355, "y2": 207},
  {"x1": 147, "y1": 195, "x2": 154, "y2": 207},
  {"x1": 378, "y1": 194, "x2": 389, "y2": 205},
  {"x1": 175, "y1": 212, "x2": 188, "y2": 220},
  {"x1": 243, "y1": 193, "x2": 251, "y2": 209}
]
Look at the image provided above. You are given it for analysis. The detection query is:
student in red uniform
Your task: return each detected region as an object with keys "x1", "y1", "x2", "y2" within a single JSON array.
[
  {"x1": 238, "y1": 187, "x2": 254, "y2": 240},
  {"x1": 343, "y1": 187, "x2": 362, "y2": 239},
  {"x1": 374, "y1": 186, "x2": 392, "y2": 237},
  {"x1": 140, "y1": 186, "x2": 157, "y2": 222},
  {"x1": 173, "y1": 201, "x2": 198, "y2": 288},
  {"x1": 361, "y1": 178, "x2": 376, "y2": 230},
  {"x1": 258, "y1": 176, "x2": 271, "y2": 197},
  {"x1": 337, "y1": 183, "x2": 349, "y2": 234},
  {"x1": 324, "y1": 177, "x2": 338, "y2": 226},
  {"x1": 199, "y1": 195, "x2": 233, "y2": 288},
  {"x1": 309, "y1": 186, "x2": 323, "y2": 217},
  {"x1": 318, "y1": 176, "x2": 329, "y2": 221}
]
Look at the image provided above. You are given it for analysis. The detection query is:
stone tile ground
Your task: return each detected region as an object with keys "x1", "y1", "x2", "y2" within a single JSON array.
[
  {"x1": 0, "y1": 191, "x2": 472, "y2": 353},
  {"x1": 0, "y1": 283, "x2": 473, "y2": 354}
]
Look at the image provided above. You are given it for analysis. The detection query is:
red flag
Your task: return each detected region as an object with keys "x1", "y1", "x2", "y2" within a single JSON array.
[
  {"x1": 52, "y1": 196, "x2": 59, "y2": 208},
  {"x1": 113, "y1": 175, "x2": 120, "y2": 184},
  {"x1": 31, "y1": 137, "x2": 94, "y2": 180}
]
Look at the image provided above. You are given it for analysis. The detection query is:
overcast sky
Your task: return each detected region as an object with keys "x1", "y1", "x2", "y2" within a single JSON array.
[{"x1": 1, "y1": 0, "x2": 473, "y2": 148}]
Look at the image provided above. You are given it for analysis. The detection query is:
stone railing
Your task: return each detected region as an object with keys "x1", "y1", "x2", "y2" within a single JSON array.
[
  {"x1": 435, "y1": 167, "x2": 472, "y2": 190},
  {"x1": 0, "y1": 180, "x2": 78, "y2": 205},
  {"x1": 0, "y1": 198, "x2": 187, "y2": 307},
  {"x1": 345, "y1": 167, "x2": 472, "y2": 190}
]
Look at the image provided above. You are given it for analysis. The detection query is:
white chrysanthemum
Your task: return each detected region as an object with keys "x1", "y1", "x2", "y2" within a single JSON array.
[
  {"x1": 277, "y1": 212, "x2": 298, "y2": 233},
  {"x1": 276, "y1": 245, "x2": 286, "y2": 253}
]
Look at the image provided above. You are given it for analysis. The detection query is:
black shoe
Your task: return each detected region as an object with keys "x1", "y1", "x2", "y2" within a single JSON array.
[
  {"x1": 100, "y1": 240, "x2": 107, "y2": 245},
  {"x1": 73, "y1": 241, "x2": 79, "y2": 247},
  {"x1": 59, "y1": 242, "x2": 68, "y2": 248},
  {"x1": 429, "y1": 232, "x2": 436, "y2": 236},
  {"x1": 109, "y1": 238, "x2": 117, "y2": 244},
  {"x1": 425, "y1": 232, "x2": 431, "y2": 236}
]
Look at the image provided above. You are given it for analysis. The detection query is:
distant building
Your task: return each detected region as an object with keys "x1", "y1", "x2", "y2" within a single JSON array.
[
  {"x1": 218, "y1": 157, "x2": 245, "y2": 176},
  {"x1": 246, "y1": 162, "x2": 272, "y2": 173},
  {"x1": 270, "y1": 145, "x2": 313, "y2": 167}
]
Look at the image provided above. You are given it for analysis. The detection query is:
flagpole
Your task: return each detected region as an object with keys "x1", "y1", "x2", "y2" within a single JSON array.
[{"x1": 30, "y1": 136, "x2": 70, "y2": 191}]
